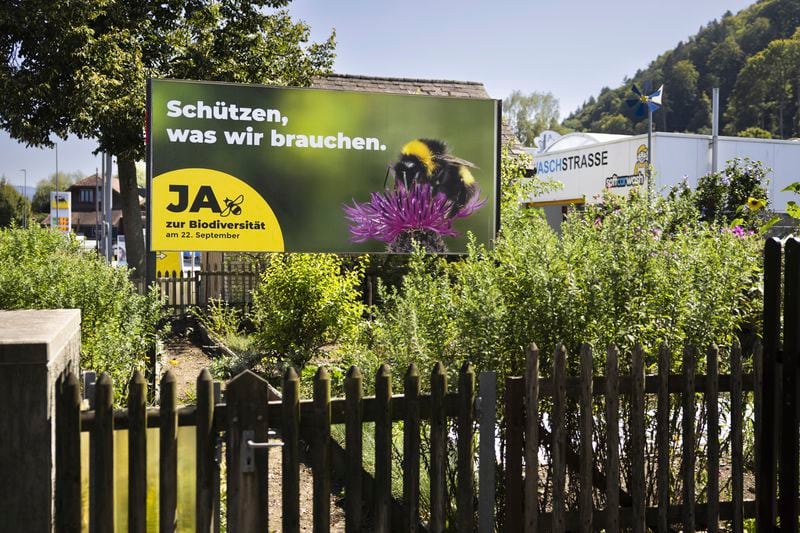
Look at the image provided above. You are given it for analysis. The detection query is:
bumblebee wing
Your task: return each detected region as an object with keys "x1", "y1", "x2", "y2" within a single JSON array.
[{"x1": 434, "y1": 153, "x2": 479, "y2": 169}]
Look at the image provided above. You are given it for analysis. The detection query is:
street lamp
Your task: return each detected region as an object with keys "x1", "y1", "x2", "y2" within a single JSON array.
[{"x1": 19, "y1": 169, "x2": 26, "y2": 228}]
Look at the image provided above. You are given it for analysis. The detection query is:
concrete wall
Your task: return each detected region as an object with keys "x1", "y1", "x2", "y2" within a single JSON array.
[{"x1": 0, "y1": 309, "x2": 81, "y2": 533}]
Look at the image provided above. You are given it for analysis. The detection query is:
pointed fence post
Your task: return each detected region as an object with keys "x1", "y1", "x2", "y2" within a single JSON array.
[
  {"x1": 160, "y1": 370, "x2": 178, "y2": 533},
  {"x1": 579, "y1": 344, "x2": 594, "y2": 533},
  {"x1": 524, "y1": 344, "x2": 539, "y2": 533},
  {"x1": 91, "y1": 373, "x2": 115, "y2": 533},
  {"x1": 345, "y1": 366, "x2": 364, "y2": 533},
  {"x1": 404, "y1": 364, "x2": 421, "y2": 533},
  {"x1": 457, "y1": 362, "x2": 475, "y2": 533},
  {"x1": 225, "y1": 370, "x2": 270, "y2": 532},
  {"x1": 552, "y1": 345, "x2": 567, "y2": 533},
  {"x1": 478, "y1": 371, "x2": 497, "y2": 533},
  {"x1": 605, "y1": 345, "x2": 620, "y2": 533},
  {"x1": 56, "y1": 371, "x2": 82, "y2": 533},
  {"x1": 282, "y1": 367, "x2": 301, "y2": 533},
  {"x1": 430, "y1": 362, "x2": 447, "y2": 533},
  {"x1": 196, "y1": 369, "x2": 216, "y2": 533},
  {"x1": 374, "y1": 364, "x2": 392, "y2": 532},
  {"x1": 128, "y1": 371, "x2": 148, "y2": 533},
  {"x1": 313, "y1": 367, "x2": 331, "y2": 533},
  {"x1": 757, "y1": 237, "x2": 781, "y2": 532}
]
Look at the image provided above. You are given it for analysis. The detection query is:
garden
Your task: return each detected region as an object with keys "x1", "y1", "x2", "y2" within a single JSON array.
[{"x1": 0, "y1": 149, "x2": 784, "y2": 531}]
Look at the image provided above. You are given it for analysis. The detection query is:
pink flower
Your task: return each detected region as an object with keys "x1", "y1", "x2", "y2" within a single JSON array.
[{"x1": 343, "y1": 182, "x2": 486, "y2": 244}]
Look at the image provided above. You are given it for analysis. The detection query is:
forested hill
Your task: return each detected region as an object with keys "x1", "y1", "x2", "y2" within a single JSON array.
[{"x1": 563, "y1": 0, "x2": 800, "y2": 139}]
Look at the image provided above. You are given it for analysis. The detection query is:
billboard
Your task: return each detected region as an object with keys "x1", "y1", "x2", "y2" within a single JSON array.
[
  {"x1": 147, "y1": 79, "x2": 499, "y2": 254},
  {"x1": 49, "y1": 191, "x2": 71, "y2": 233}
]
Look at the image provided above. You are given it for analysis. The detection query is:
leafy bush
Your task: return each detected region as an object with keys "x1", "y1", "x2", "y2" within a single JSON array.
[
  {"x1": 251, "y1": 253, "x2": 367, "y2": 370},
  {"x1": 691, "y1": 157, "x2": 770, "y2": 230},
  {"x1": 0, "y1": 226, "x2": 162, "y2": 399},
  {"x1": 364, "y1": 187, "x2": 762, "y2": 380}
]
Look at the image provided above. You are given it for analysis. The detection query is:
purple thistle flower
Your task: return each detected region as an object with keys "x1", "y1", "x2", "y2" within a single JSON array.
[{"x1": 343, "y1": 183, "x2": 486, "y2": 244}]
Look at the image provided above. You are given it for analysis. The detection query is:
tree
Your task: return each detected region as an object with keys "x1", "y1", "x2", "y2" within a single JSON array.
[
  {"x1": 730, "y1": 37, "x2": 800, "y2": 137},
  {"x1": 738, "y1": 126, "x2": 773, "y2": 138},
  {"x1": 0, "y1": 1, "x2": 335, "y2": 279},
  {"x1": 0, "y1": 178, "x2": 30, "y2": 227},
  {"x1": 30, "y1": 172, "x2": 81, "y2": 213},
  {"x1": 503, "y1": 91, "x2": 563, "y2": 145},
  {"x1": 663, "y1": 59, "x2": 701, "y2": 131}
]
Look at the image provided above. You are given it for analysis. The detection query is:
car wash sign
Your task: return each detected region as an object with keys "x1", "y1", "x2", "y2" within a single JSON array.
[
  {"x1": 147, "y1": 79, "x2": 500, "y2": 254},
  {"x1": 531, "y1": 139, "x2": 649, "y2": 203}
]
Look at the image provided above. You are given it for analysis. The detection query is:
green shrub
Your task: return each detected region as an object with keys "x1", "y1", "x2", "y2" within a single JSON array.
[
  {"x1": 690, "y1": 157, "x2": 770, "y2": 230},
  {"x1": 365, "y1": 188, "x2": 762, "y2": 380},
  {"x1": 191, "y1": 298, "x2": 241, "y2": 340},
  {"x1": 251, "y1": 253, "x2": 367, "y2": 370},
  {"x1": 0, "y1": 226, "x2": 162, "y2": 399}
]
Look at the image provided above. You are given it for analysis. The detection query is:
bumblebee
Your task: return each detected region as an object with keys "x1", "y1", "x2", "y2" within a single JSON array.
[{"x1": 389, "y1": 139, "x2": 479, "y2": 216}]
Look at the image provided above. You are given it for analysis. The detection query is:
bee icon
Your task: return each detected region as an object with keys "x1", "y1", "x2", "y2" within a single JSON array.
[
  {"x1": 220, "y1": 194, "x2": 244, "y2": 217},
  {"x1": 388, "y1": 139, "x2": 479, "y2": 216}
]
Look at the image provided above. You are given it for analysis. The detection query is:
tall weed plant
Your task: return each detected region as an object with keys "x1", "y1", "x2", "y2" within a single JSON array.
[{"x1": 0, "y1": 226, "x2": 162, "y2": 400}]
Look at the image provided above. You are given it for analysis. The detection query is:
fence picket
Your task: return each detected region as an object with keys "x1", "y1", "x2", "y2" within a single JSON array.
[
  {"x1": 525, "y1": 344, "x2": 540, "y2": 533},
  {"x1": 631, "y1": 345, "x2": 646, "y2": 533},
  {"x1": 430, "y1": 362, "x2": 447, "y2": 533},
  {"x1": 656, "y1": 345, "x2": 671, "y2": 533},
  {"x1": 605, "y1": 345, "x2": 620, "y2": 533},
  {"x1": 457, "y1": 362, "x2": 475, "y2": 533},
  {"x1": 196, "y1": 369, "x2": 215, "y2": 533},
  {"x1": 313, "y1": 367, "x2": 331, "y2": 533},
  {"x1": 128, "y1": 371, "x2": 148, "y2": 533},
  {"x1": 91, "y1": 373, "x2": 114, "y2": 533},
  {"x1": 682, "y1": 345, "x2": 697, "y2": 533},
  {"x1": 56, "y1": 372, "x2": 82, "y2": 533},
  {"x1": 171, "y1": 270, "x2": 177, "y2": 311},
  {"x1": 403, "y1": 364, "x2": 420, "y2": 533},
  {"x1": 374, "y1": 365, "x2": 392, "y2": 533},
  {"x1": 552, "y1": 345, "x2": 567, "y2": 533},
  {"x1": 781, "y1": 237, "x2": 800, "y2": 532},
  {"x1": 179, "y1": 269, "x2": 185, "y2": 315},
  {"x1": 478, "y1": 371, "x2": 497, "y2": 533},
  {"x1": 505, "y1": 376, "x2": 524, "y2": 533},
  {"x1": 707, "y1": 345, "x2": 720, "y2": 533},
  {"x1": 283, "y1": 368, "x2": 301, "y2": 533},
  {"x1": 345, "y1": 366, "x2": 364, "y2": 533},
  {"x1": 757, "y1": 237, "x2": 781, "y2": 532},
  {"x1": 731, "y1": 340, "x2": 744, "y2": 533},
  {"x1": 160, "y1": 371, "x2": 178, "y2": 533},
  {"x1": 579, "y1": 344, "x2": 593, "y2": 533}
]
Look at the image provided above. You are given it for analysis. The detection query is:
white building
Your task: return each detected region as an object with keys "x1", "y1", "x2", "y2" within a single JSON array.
[{"x1": 526, "y1": 132, "x2": 800, "y2": 228}]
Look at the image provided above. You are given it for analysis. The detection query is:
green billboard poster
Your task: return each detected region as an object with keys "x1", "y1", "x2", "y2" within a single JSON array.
[{"x1": 147, "y1": 79, "x2": 500, "y2": 253}]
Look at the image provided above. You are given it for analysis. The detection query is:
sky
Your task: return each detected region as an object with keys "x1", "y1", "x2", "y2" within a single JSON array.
[{"x1": 0, "y1": 0, "x2": 755, "y2": 189}]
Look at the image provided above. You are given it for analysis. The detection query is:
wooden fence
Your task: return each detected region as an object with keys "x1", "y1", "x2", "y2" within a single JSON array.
[
  {"x1": 503, "y1": 341, "x2": 756, "y2": 533},
  {"x1": 154, "y1": 264, "x2": 259, "y2": 316},
  {"x1": 54, "y1": 341, "x2": 760, "y2": 532},
  {"x1": 54, "y1": 364, "x2": 477, "y2": 532}
]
